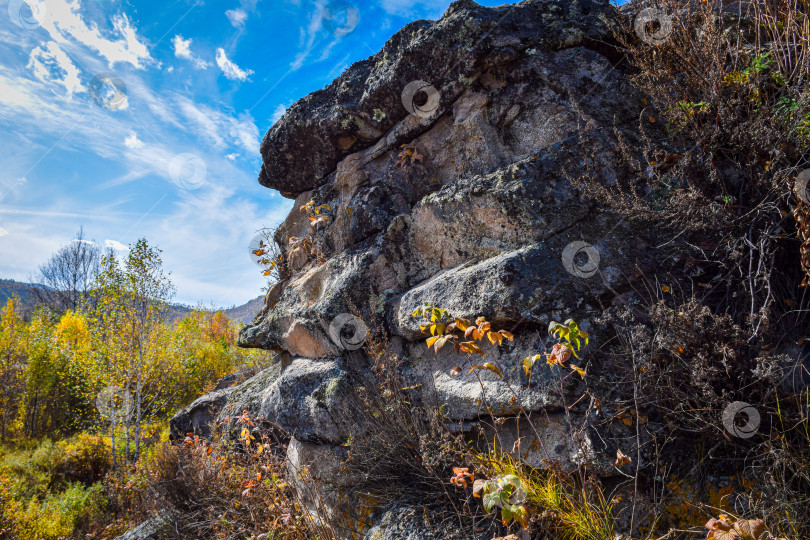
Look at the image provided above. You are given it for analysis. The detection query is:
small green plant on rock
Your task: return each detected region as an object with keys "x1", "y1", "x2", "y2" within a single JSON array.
[
  {"x1": 472, "y1": 473, "x2": 529, "y2": 528},
  {"x1": 523, "y1": 319, "x2": 588, "y2": 378}
]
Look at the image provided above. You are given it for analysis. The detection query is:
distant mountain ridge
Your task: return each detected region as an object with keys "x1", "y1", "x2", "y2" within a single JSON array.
[{"x1": 0, "y1": 279, "x2": 263, "y2": 324}]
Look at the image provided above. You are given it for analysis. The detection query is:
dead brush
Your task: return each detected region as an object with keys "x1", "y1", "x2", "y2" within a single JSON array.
[
  {"x1": 122, "y1": 427, "x2": 311, "y2": 539},
  {"x1": 328, "y1": 309, "x2": 503, "y2": 538},
  {"x1": 591, "y1": 294, "x2": 809, "y2": 539}
]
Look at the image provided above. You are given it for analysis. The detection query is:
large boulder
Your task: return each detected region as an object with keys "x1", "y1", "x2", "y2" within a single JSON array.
[
  {"x1": 172, "y1": 0, "x2": 657, "y2": 537},
  {"x1": 258, "y1": 0, "x2": 620, "y2": 197}
]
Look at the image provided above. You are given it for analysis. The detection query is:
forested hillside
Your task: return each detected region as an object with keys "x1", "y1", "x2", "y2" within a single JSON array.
[
  {"x1": 0, "y1": 280, "x2": 262, "y2": 324},
  {"x1": 0, "y1": 238, "x2": 273, "y2": 538}
]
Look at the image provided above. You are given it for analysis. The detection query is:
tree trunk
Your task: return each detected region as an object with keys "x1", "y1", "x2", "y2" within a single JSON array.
[
  {"x1": 111, "y1": 414, "x2": 117, "y2": 471},
  {"x1": 124, "y1": 380, "x2": 131, "y2": 463},
  {"x1": 135, "y1": 335, "x2": 143, "y2": 461}
]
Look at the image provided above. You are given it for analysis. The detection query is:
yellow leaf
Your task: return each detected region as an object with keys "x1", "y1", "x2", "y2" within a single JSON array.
[
  {"x1": 426, "y1": 335, "x2": 441, "y2": 349},
  {"x1": 455, "y1": 318, "x2": 470, "y2": 331},
  {"x1": 522, "y1": 354, "x2": 540, "y2": 376}
]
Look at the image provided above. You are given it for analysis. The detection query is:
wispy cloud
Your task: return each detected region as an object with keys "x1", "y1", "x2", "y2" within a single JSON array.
[
  {"x1": 270, "y1": 104, "x2": 286, "y2": 124},
  {"x1": 37, "y1": 0, "x2": 152, "y2": 69},
  {"x1": 215, "y1": 48, "x2": 253, "y2": 81},
  {"x1": 171, "y1": 35, "x2": 210, "y2": 70},
  {"x1": 291, "y1": 0, "x2": 328, "y2": 70},
  {"x1": 176, "y1": 98, "x2": 259, "y2": 153},
  {"x1": 226, "y1": 8, "x2": 248, "y2": 27}
]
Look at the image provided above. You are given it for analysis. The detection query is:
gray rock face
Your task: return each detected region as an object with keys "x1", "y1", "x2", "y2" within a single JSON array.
[
  {"x1": 169, "y1": 388, "x2": 232, "y2": 440},
  {"x1": 114, "y1": 508, "x2": 178, "y2": 540},
  {"x1": 170, "y1": 357, "x2": 353, "y2": 445},
  {"x1": 363, "y1": 505, "x2": 473, "y2": 540},
  {"x1": 171, "y1": 0, "x2": 655, "y2": 536}
]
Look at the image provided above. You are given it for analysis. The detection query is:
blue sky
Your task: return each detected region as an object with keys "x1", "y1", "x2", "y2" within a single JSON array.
[{"x1": 0, "y1": 0, "x2": 624, "y2": 307}]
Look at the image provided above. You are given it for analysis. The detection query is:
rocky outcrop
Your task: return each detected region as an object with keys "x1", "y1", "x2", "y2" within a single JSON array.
[
  {"x1": 257, "y1": 0, "x2": 621, "y2": 198},
  {"x1": 172, "y1": 0, "x2": 656, "y2": 536}
]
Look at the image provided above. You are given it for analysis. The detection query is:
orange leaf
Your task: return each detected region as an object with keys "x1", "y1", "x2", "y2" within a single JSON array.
[
  {"x1": 460, "y1": 342, "x2": 485, "y2": 359},
  {"x1": 570, "y1": 364, "x2": 586, "y2": 377}
]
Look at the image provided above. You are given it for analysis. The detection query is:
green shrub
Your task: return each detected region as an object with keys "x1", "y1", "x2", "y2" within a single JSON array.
[
  {"x1": 28, "y1": 433, "x2": 112, "y2": 488},
  {"x1": 17, "y1": 482, "x2": 106, "y2": 540}
]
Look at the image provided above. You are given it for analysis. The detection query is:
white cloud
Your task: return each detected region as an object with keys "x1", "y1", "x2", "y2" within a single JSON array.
[
  {"x1": 225, "y1": 153, "x2": 239, "y2": 161},
  {"x1": 172, "y1": 35, "x2": 191, "y2": 57},
  {"x1": 124, "y1": 132, "x2": 143, "y2": 148},
  {"x1": 104, "y1": 239, "x2": 129, "y2": 251},
  {"x1": 37, "y1": 0, "x2": 152, "y2": 69},
  {"x1": 171, "y1": 35, "x2": 210, "y2": 70},
  {"x1": 215, "y1": 48, "x2": 253, "y2": 81},
  {"x1": 270, "y1": 104, "x2": 286, "y2": 124},
  {"x1": 226, "y1": 8, "x2": 248, "y2": 27},
  {"x1": 0, "y1": 65, "x2": 259, "y2": 194},
  {"x1": 0, "y1": 228, "x2": 8, "y2": 237},
  {"x1": 27, "y1": 41, "x2": 85, "y2": 99}
]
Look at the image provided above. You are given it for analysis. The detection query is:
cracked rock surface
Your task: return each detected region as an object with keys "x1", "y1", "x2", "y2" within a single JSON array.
[{"x1": 171, "y1": 0, "x2": 657, "y2": 536}]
